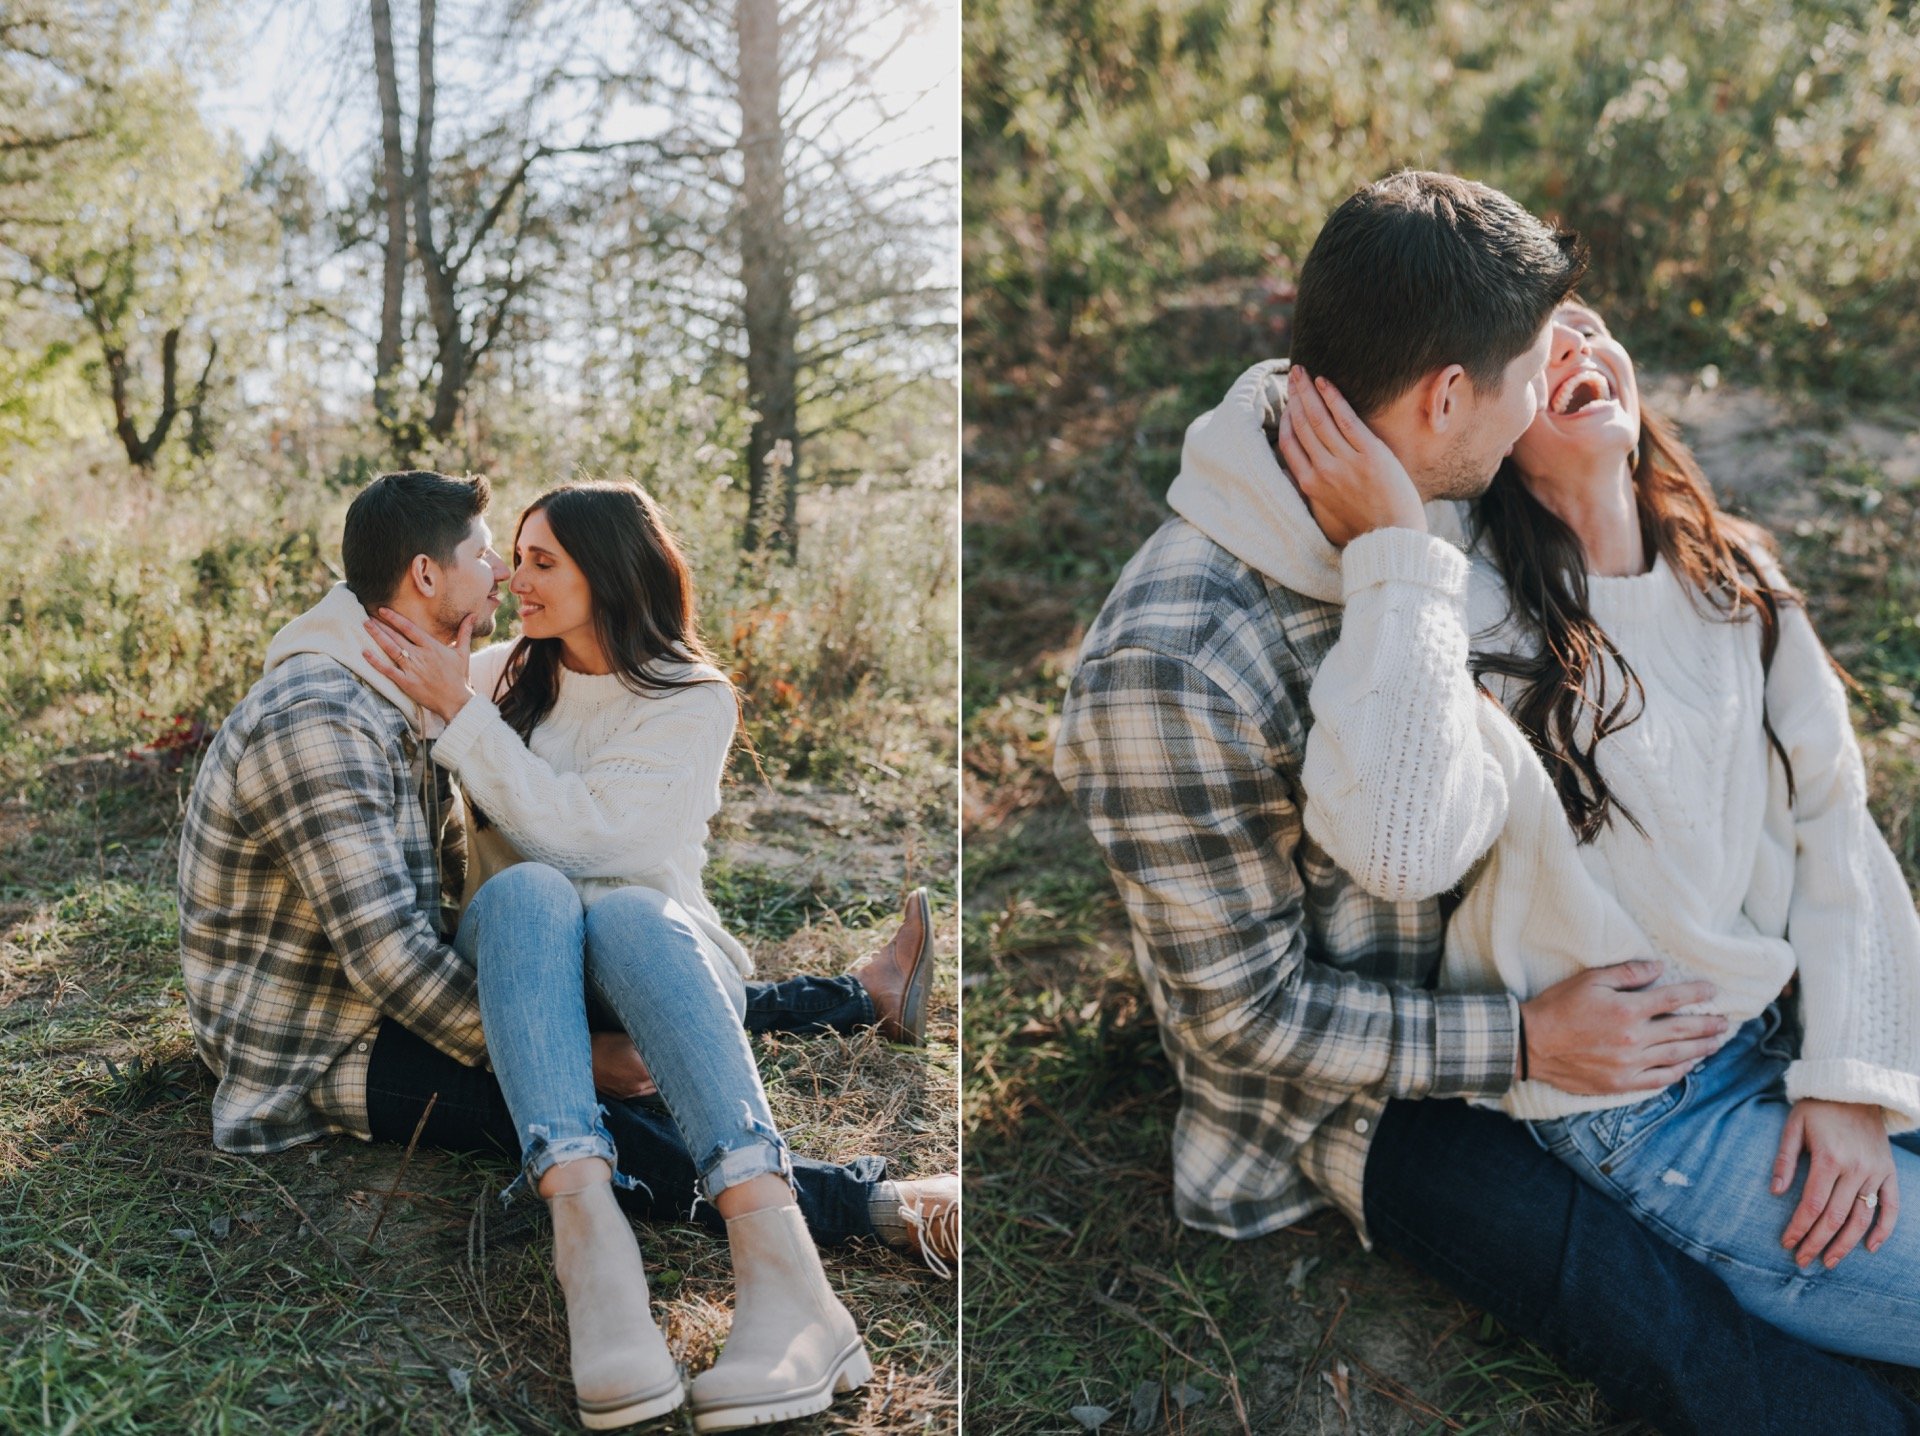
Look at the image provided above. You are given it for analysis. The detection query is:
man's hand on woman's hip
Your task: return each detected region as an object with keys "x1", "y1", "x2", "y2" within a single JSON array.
[{"x1": 1519, "y1": 960, "x2": 1729, "y2": 1094}]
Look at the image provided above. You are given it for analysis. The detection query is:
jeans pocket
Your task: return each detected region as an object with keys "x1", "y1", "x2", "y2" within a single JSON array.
[{"x1": 1587, "y1": 1076, "x2": 1692, "y2": 1159}]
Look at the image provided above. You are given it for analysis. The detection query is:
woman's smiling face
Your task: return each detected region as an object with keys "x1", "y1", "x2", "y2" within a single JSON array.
[
  {"x1": 510, "y1": 508, "x2": 597, "y2": 653},
  {"x1": 1511, "y1": 302, "x2": 1642, "y2": 478}
]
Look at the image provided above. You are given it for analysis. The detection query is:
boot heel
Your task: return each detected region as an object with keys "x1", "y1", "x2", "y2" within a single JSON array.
[{"x1": 833, "y1": 1347, "x2": 875, "y2": 1394}]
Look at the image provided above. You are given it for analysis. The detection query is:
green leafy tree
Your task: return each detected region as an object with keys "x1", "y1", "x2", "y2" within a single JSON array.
[{"x1": 1, "y1": 11, "x2": 273, "y2": 470}]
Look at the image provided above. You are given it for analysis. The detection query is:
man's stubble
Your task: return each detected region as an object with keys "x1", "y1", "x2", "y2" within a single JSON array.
[
  {"x1": 436, "y1": 595, "x2": 497, "y2": 643},
  {"x1": 1423, "y1": 430, "x2": 1502, "y2": 504}
]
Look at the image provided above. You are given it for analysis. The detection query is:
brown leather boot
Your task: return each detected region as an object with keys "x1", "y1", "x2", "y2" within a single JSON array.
[
  {"x1": 851, "y1": 887, "x2": 935, "y2": 1044},
  {"x1": 688, "y1": 1203, "x2": 872, "y2": 1431},
  {"x1": 546, "y1": 1165, "x2": 685, "y2": 1429}
]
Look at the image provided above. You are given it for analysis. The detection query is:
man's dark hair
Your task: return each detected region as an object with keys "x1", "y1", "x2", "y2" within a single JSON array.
[
  {"x1": 1288, "y1": 171, "x2": 1588, "y2": 418},
  {"x1": 342, "y1": 470, "x2": 492, "y2": 608}
]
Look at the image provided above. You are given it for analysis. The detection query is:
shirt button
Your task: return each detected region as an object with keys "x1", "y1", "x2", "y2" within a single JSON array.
[
  {"x1": 1354, "y1": 1118, "x2": 1370, "y2": 1134},
  {"x1": 356, "y1": 1042, "x2": 370, "y2": 1053}
]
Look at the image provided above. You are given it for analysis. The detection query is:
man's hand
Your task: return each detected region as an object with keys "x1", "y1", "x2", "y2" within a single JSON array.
[
  {"x1": 1520, "y1": 960, "x2": 1728, "y2": 1094},
  {"x1": 1273, "y1": 368, "x2": 1427, "y2": 547},
  {"x1": 1773, "y1": 1099, "x2": 1898, "y2": 1269},
  {"x1": 590, "y1": 1032, "x2": 657, "y2": 1099}
]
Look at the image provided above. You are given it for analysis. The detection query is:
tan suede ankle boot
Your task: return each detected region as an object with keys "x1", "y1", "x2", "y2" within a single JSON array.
[
  {"x1": 688, "y1": 1203, "x2": 872, "y2": 1431},
  {"x1": 547, "y1": 1169, "x2": 685, "y2": 1429}
]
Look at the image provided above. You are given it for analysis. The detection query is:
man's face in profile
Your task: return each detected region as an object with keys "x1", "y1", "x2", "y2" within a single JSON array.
[
  {"x1": 432, "y1": 518, "x2": 509, "y2": 640},
  {"x1": 1427, "y1": 321, "x2": 1554, "y2": 501}
]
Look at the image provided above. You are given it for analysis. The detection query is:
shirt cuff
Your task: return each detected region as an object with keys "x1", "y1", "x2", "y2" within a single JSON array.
[
  {"x1": 1386, "y1": 988, "x2": 1520, "y2": 1101},
  {"x1": 1340, "y1": 526, "x2": 1470, "y2": 601}
]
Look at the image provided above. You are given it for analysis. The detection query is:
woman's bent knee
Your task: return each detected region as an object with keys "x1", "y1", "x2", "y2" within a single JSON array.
[
  {"x1": 588, "y1": 884, "x2": 676, "y2": 925},
  {"x1": 465, "y1": 864, "x2": 586, "y2": 973},
  {"x1": 474, "y1": 862, "x2": 581, "y2": 916},
  {"x1": 583, "y1": 888, "x2": 741, "y2": 1011},
  {"x1": 584, "y1": 886, "x2": 701, "y2": 959}
]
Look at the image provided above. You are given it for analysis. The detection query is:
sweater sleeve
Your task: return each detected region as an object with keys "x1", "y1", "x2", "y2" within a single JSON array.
[
  {"x1": 1765, "y1": 599, "x2": 1920, "y2": 1130},
  {"x1": 430, "y1": 678, "x2": 735, "y2": 881},
  {"x1": 1300, "y1": 527, "x2": 1511, "y2": 902}
]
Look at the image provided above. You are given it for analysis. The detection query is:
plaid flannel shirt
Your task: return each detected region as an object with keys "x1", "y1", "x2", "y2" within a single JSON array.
[
  {"x1": 1055, "y1": 516, "x2": 1520, "y2": 1243},
  {"x1": 179, "y1": 652, "x2": 483, "y2": 1153}
]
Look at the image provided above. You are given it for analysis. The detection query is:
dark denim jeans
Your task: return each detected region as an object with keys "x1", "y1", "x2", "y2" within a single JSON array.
[
  {"x1": 744, "y1": 973, "x2": 874, "y2": 1036},
  {"x1": 363, "y1": 1018, "x2": 884, "y2": 1245},
  {"x1": 1364, "y1": 1096, "x2": 1920, "y2": 1435}
]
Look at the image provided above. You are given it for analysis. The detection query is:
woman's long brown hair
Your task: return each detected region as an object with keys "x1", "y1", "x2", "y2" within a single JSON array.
[
  {"x1": 492, "y1": 480, "x2": 727, "y2": 744},
  {"x1": 1469, "y1": 407, "x2": 1797, "y2": 843}
]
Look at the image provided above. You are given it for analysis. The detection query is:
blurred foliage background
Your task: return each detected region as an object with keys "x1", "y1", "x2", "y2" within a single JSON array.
[{"x1": 967, "y1": 0, "x2": 1920, "y2": 413}]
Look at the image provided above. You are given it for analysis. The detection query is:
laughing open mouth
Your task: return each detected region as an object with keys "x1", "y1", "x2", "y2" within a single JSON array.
[{"x1": 1550, "y1": 368, "x2": 1615, "y2": 416}]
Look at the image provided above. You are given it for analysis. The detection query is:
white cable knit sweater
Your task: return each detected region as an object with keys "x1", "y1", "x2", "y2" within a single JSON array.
[
  {"x1": 430, "y1": 639, "x2": 752, "y2": 978},
  {"x1": 1302, "y1": 526, "x2": 1920, "y2": 1127}
]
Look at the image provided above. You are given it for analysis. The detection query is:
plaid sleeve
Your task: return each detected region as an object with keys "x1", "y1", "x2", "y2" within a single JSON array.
[
  {"x1": 235, "y1": 708, "x2": 487, "y2": 1066},
  {"x1": 1057, "y1": 646, "x2": 1517, "y2": 1100}
]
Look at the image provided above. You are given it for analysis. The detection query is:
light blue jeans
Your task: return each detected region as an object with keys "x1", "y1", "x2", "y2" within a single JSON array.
[
  {"x1": 456, "y1": 862, "x2": 792, "y2": 1204},
  {"x1": 1530, "y1": 1005, "x2": 1920, "y2": 1366}
]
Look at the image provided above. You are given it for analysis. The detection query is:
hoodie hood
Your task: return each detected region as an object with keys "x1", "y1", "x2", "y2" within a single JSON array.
[
  {"x1": 1167, "y1": 359, "x2": 1472, "y2": 605},
  {"x1": 264, "y1": 583, "x2": 445, "y2": 737},
  {"x1": 1167, "y1": 360, "x2": 1346, "y2": 604}
]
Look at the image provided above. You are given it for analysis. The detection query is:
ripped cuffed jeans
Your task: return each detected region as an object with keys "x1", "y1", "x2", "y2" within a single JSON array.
[{"x1": 458, "y1": 862, "x2": 793, "y2": 1208}]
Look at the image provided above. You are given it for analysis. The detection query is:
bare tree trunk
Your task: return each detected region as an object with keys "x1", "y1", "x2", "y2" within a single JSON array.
[
  {"x1": 735, "y1": 0, "x2": 799, "y2": 556},
  {"x1": 413, "y1": 0, "x2": 467, "y2": 442},
  {"x1": 186, "y1": 335, "x2": 219, "y2": 457},
  {"x1": 779, "y1": 431, "x2": 801, "y2": 552},
  {"x1": 98, "y1": 324, "x2": 181, "y2": 470},
  {"x1": 370, "y1": 0, "x2": 409, "y2": 436}
]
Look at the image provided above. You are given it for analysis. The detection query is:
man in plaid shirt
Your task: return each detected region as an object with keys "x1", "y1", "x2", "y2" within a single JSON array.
[
  {"x1": 178, "y1": 470, "x2": 506, "y2": 1154},
  {"x1": 1057, "y1": 173, "x2": 1920, "y2": 1432}
]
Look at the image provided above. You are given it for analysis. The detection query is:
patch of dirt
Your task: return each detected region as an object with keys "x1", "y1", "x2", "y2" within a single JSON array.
[
  {"x1": 1643, "y1": 370, "x2": 1920, "y2": 520},
  {"x1": 718, "y1": 778, "x2": 951, "y2": 896}
]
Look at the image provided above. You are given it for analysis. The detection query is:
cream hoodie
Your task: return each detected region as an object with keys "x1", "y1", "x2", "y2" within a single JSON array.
[{"x1": 264, "y1": 582, "x2": 446, "y2": 740}]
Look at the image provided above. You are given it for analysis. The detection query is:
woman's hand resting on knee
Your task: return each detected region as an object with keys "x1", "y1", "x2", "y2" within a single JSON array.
[
  {"x1": 1772, "y1": 1098, "x2": 1899, "y2": 1269},
  {"x1": 591, "y1": 1032, "x2": 657, "y2": 1098}
]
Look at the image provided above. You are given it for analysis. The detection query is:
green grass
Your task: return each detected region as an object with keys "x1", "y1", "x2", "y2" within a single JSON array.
[
  {"x1": 0, "y1": 754, "x2": 958, "y2": 1434},
  {"x1": 708, "y1": 860, "x2": 958, "y2": 947}
]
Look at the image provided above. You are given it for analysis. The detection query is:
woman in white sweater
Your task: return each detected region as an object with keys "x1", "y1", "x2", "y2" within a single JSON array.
[
  {"x1": 359, "y1": 480, "x2": 886, "y2": 1430},
  {"x1": 1279, "y1": 303, "x2": 1920, "y2": 1363}
]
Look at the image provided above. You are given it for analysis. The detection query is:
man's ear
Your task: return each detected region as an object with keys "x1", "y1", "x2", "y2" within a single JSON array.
[
  {"x1": 405, "y1": 552, "x2": 440, "y2": 600},
  {"x1": 1420, "y1": 363, "x2": 1470, "y2": 436}
]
